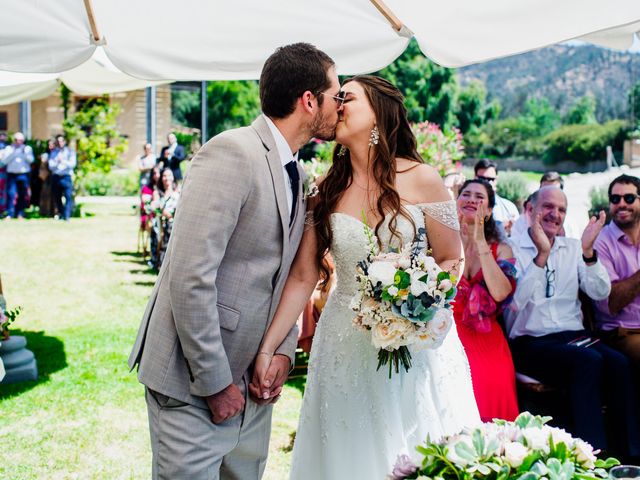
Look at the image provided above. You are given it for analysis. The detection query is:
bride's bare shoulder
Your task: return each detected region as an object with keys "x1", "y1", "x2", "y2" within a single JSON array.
[{"x1": 396, "y1": 161, "x2": 450, "y2": 203}]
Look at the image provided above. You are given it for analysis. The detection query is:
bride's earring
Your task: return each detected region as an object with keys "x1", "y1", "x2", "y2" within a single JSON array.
[
  {"x1": 338, "y1": 144, "x2": 347, "y2": 157},
  {"x1": 368, "y1": 125, "x2": 379, "y2": 147}
]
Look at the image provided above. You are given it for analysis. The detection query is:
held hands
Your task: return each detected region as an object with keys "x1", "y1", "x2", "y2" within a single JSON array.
[
  {"x1": 206, "y1": 383, "x2": 245, "y2": 424},
  {"x1": 581, "y1": 210, "x2": 606, "y2": 256},
  {"x1": 249, "y1": 352, "x2": 291, "y2": 406}
]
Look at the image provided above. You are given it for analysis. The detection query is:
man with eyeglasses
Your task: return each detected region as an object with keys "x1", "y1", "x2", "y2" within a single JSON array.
[
  {"x1": 594, "y1": 174, "x2": 640, "y2": 367},
  {"x1": 504, "y1": 186, "x2": 640, "y2": 460},
  {"x1": 129, "y1": 43, "x2": 342, "y2": 479},
  {"x1": 474, "y1": 159, "x2": 519, "y2": 236}
]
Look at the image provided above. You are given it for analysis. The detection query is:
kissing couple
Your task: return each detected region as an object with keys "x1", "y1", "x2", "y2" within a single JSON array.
[{"x1": 129, "y1": 42, "x2": 480, "y2": 480}]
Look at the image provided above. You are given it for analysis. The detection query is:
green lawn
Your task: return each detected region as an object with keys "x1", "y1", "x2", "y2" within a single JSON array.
[{"x1": 0, "y1": 199, "x2": 302, "y2": 479}]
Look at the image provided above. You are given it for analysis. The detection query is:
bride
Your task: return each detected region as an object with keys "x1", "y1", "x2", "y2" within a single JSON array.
[{"x1": 251, "y1": 75, "x2": 480, "y2": 479}]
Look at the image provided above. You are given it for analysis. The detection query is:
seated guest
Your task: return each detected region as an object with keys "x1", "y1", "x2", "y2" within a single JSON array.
[
  {"x1": 474, "y1": 159, "x2": 519, "y2": 236},
  {"x1": 540, "y1": 171, "x2": 564, "y2": 190},
  {"x1": 151, "y1": 168, "x2": 180, "y2": 269},
  {"x1": 594, "y1": 174, "x2": 640, "y2": 366},
  {"x1": 455, "y1": 179, "x2": 519, "y2": 422},
  {"x1": 505, "y1": 186, "x2": 640, "y2": 458}
]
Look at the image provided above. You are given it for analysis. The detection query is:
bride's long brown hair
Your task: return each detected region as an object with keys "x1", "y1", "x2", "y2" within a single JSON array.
[{"x1": 314, "y1": 75, "x2": 424, "y2": 285}]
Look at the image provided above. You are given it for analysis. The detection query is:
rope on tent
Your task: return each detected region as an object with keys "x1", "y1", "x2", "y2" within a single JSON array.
[
  {"x1": 369, "y1": 0, "x2": 403, "y2": 32},
  {"x1": 83, "y1": 0, "x2": 105, "y2": 45}
]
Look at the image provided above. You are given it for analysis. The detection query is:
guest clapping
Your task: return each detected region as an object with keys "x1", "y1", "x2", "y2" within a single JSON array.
[{"x1": 455, "y1": 179, "x2": 519, "y2": 421}]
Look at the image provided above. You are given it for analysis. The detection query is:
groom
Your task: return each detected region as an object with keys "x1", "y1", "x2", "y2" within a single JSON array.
[{"x1": 128, "y1": 43, "x2": 341, "y2": 479}]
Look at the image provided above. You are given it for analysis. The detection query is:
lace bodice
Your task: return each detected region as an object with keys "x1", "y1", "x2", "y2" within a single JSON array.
[{"x1": 328, "y1": 202, "x2": 459, "y2": 306}]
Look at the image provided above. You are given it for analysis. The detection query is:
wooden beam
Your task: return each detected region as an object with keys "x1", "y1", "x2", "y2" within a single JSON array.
[
  {"x1": 369, "y1": 0, "x2": 403, "y2": 32},
  {"x1": 83, "y1": 0, "x2": 102, "y2": 43}
]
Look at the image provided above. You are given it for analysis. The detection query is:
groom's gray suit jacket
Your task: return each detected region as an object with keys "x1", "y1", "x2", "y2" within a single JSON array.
[{"x1": 129, "y1": 115, "x2": 306, "y2": 408}]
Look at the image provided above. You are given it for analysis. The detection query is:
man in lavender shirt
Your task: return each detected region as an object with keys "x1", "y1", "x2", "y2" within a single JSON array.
[{"x1": 594, "y1": 174, "x2": 640, "y2": 366}]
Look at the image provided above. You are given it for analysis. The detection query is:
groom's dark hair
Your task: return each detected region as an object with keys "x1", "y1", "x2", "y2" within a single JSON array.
[{"x1": 260, "y1": 43, "x2": 335, "y2": 119}]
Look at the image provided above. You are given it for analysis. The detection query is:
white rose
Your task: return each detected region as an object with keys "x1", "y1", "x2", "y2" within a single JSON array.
[
  {"x1": 548, "y1": 427, "x2": 574, "y2": 449},
  {"x1": 573, "y1": 440, "x2": 596, "y2": 469},
  {"x1": 503, "y1": 441, "x2": 529, "y2": 468},
  {"x1": 371, "y1": 319, "x2": 412, "y2": 350},
  {"x1": 522, "y1": 427, "x2": 550, "y2": 453},
  {"x1": 388, "y1": 286, "x2": 399, "y2": 297},
  {"x1": 422, "y1": 255, "x2": 436, "y2": 270},
  {"x1": 368, "y1": 261, "x2": 397, "y2": 286},
  {"x1": 398, "y1": 257, "x2": 411, "y2": 269},
  {"x1": 426, "y1": 309, "x2": 452, "y2": 344},
  {"x1": 439, "y1": 278, "x2": 453, "y2": 293},
  {"x1": 410, "y1": 271, "x2": 430, "y2": 297}
]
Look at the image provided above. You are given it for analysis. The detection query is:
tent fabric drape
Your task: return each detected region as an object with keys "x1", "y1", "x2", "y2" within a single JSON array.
[
  {"x1": 0, "y1": 0, "x2": 638, "y2": 105},
  {"x1": 1, "y1": 0, "x2": 637, "y2": 79}
]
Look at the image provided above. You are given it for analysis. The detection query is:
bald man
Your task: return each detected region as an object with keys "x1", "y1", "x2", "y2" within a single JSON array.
[{"x1": 505, "y1": 186, "x2": 640, "y2": 461}]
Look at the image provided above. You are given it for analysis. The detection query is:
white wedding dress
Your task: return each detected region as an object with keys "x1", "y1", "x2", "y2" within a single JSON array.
[{"x1": 289, "y1": 202, "x2": 480, "y2": 480}]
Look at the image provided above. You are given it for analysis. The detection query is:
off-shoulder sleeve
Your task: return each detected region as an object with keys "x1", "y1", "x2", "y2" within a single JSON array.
[{"x1": 416, "y1": 200, "x2": 460, "y2": 231}]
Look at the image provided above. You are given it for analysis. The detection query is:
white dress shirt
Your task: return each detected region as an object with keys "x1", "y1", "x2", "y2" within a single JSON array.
[
  {"x1": 493, "y1": 194, "x2": 520, "y2": 224},
  {"x1": 264, "y1": 115, "x2": 298, "y2": 216},
  {"x1": 504, "y1": 232, "x2": 611, "y2": 339}
]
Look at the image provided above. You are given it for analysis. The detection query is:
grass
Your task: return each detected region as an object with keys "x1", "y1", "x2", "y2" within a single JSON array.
[{"x1": 0, "y1": 199, "x2": 302, "y2": 479}]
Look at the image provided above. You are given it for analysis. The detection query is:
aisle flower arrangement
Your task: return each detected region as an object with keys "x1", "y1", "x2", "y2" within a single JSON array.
[{"x1": 389, "y1": 412, "x2": 619, "y2": 480}]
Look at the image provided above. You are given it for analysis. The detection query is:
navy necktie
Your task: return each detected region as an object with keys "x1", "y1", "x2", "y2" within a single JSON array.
[{"x1": 284, "y1": 160, "x2": 299, "y2": 226}]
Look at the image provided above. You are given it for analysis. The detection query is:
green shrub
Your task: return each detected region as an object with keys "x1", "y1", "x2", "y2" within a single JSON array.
[
  {"x1": 173, "y1": 131, "x2": 198, "y2": 157},
  {"x1": 496, "y1": 171, "x2": 531, "y2": 207},
  {"x1": 76, "y1": 169, "x2": 139, "y2": 196},
  {"x1": 589, "y1": 185, "x2": 609, "y2": 211},
  {"x1": 475, "y1": 117, "x2": 539, "y2": 158},
  {"x1": 543, "y1": 120, "x2": 630, "y2": 165}
]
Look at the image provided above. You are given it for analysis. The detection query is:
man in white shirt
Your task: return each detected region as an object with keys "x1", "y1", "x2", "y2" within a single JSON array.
[
  {"x1": 2, "y1": 132, "x2": 34, "y2": 218},
  {"x1": 505, "y1": 186, "x2": 640, "y2": 460},
  {"x1": 474, "y1": 159, "x2": 519, "y2": 236}
]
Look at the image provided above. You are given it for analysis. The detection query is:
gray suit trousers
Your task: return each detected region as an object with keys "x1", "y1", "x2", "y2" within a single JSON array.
[{"x1": 146, "y1": 381, "x2": 272, "y2": 480}]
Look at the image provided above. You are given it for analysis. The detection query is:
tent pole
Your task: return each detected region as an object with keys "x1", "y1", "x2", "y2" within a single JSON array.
[
  {"x1": 369, "y1": 0, "x2": 403, "y2": 32},
  {"x1": 19, "y1": 101, "x2": 31, "y2": 140},
  {"x1": 83, "y1": 0, "x2": 102, "y2": 43},
  {"x1": 146, "y1": 86, "x2": 157, "y2": 154},
  {"x1": 201, "y1": 81, "x2": 208, "y2": 144}
]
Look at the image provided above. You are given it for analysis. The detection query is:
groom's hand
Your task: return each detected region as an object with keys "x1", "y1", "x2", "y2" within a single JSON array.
[{"x1": 206, "y1": 383, "x2": 245, "y2": 424}]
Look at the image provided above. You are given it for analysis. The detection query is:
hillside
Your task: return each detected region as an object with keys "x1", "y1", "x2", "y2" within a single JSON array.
[{"x1": 458, "y1": 44, "x2": 640, "y2": 121}]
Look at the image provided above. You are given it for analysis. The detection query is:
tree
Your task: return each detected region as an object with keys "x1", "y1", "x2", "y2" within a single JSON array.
[
  {"x1": 521, "y1": 96, "x2": 560, "y2": 137},
  {"x1": 62, "y1": 96, "x2": 128, "y2": 179},
  {"x1": 376, "y1": 40, "x2": 459, "y2": 129},
  {"x1": 171, "y1": 81, "x2": 261, "y2": 140},
  {"x1": 455, "y1": 80, "x2": 488, "y2": 134},
  {"x1": 564, "y1": 95, "x2": 597, "y2": 125},
  {"x1": 629, "y1": 82, "x2": 640, "y2": 126}
]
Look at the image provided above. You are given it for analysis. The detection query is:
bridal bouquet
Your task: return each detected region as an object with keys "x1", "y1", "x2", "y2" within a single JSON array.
[
  {"x1": 389, "y1": 412, "x2": 620, "y2": 479},
  {"x1": 350, "y1": 220, "x2": 457, "y2": 378}
]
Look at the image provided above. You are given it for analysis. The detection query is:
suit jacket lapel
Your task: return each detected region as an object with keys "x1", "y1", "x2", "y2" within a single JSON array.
[{"x1": 252, "y1": 116, "x2": 290, "y2": 252}]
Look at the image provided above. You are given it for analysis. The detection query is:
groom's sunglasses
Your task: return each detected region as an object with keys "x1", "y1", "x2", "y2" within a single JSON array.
[
  {"x1": 320, "y1": 91, "x2": 345, "y2": 107},
  {"x1": 609, "y1": 193, "x2": 640, "y2": 205}
]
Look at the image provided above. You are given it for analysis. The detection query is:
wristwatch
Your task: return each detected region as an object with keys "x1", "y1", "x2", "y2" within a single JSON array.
[{"x1": 582, "y1": 250, "x2": 597, "y2": 263}]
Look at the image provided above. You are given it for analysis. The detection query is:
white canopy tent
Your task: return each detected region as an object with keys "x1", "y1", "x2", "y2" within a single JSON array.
[
  {"x1": 0, "y1": 48, "x2": 168, "y2": 106},
  {"x1": 0, "y1": 0, "x2": 638, "y2": 82}
]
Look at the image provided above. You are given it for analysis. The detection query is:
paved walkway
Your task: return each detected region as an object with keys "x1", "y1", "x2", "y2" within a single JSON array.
[{"x1": 562, "y1": 165, "x2": 640, "y2": 236}]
